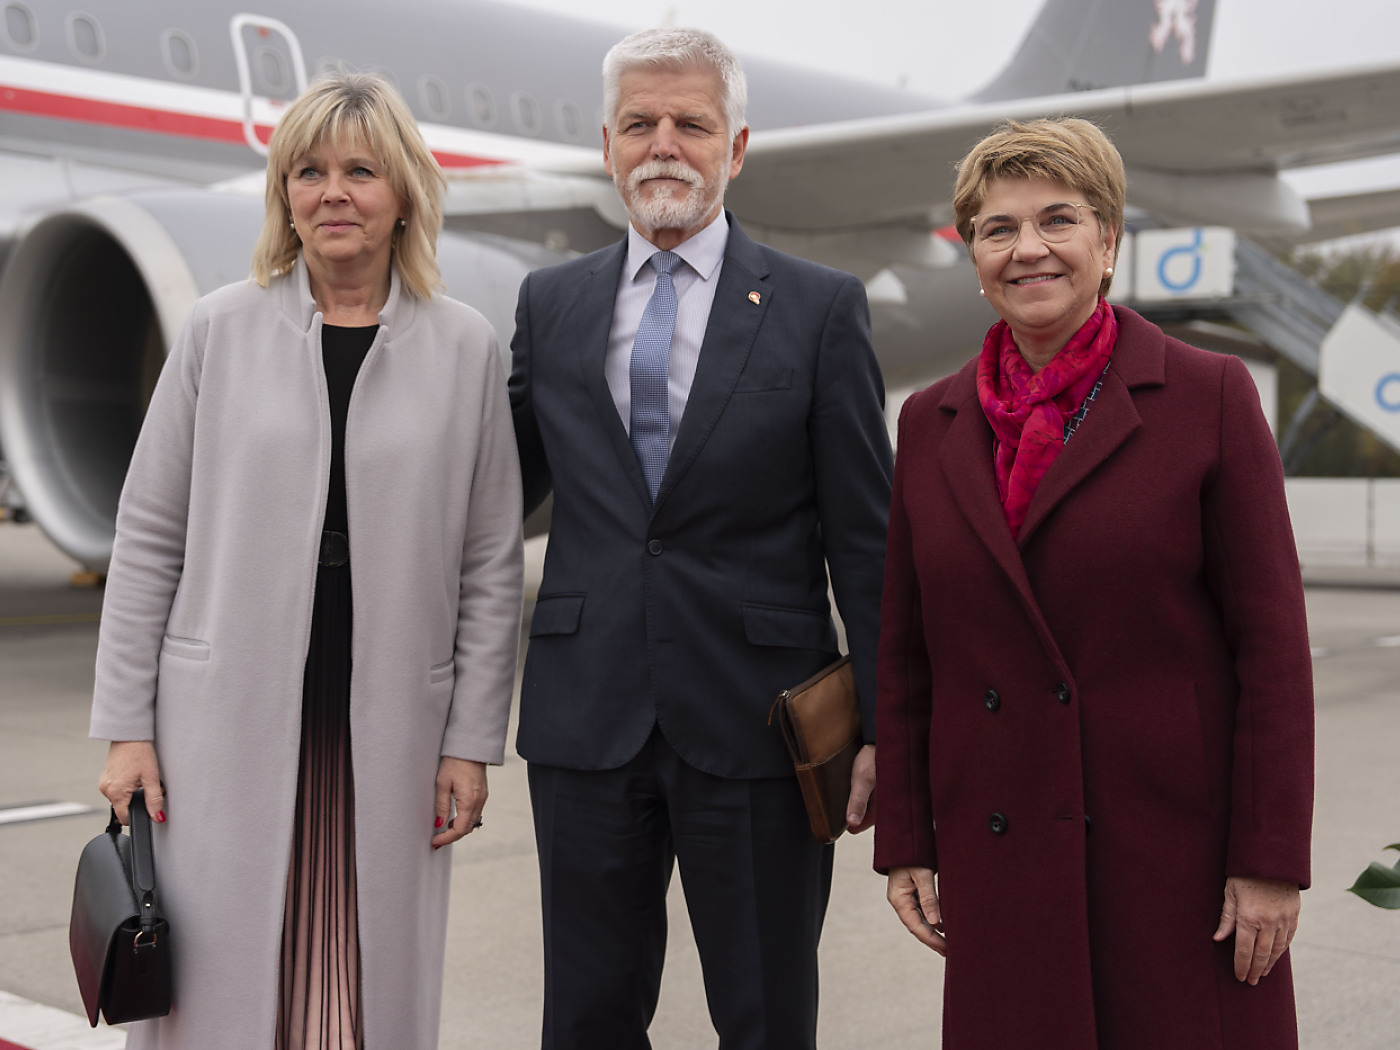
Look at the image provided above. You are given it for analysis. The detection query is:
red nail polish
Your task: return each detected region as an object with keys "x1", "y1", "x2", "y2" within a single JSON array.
[
  {"x1": 157, "y1": 811, "x2": 166, "y2": 823},
  {"x1": 435, "y1": 816, "x2": 444, "y2": 828}
]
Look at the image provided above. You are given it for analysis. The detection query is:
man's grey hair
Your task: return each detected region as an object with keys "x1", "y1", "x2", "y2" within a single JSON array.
[{"x1": 602, "y1": 27, "x2": 748, "y2": 139}]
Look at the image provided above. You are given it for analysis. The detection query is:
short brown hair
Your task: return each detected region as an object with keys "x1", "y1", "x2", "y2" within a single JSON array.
[
  {"x1": 251, "y1": 71, "x2": 446, "y2": 299},
  {"x1": 953, "y1": 118, "x2": 1125, "y2": 296}
]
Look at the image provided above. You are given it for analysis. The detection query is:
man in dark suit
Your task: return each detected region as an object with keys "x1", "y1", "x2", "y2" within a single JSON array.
[{"x1": 509, "y1": 26, "x2": 893, "y2": 1050}]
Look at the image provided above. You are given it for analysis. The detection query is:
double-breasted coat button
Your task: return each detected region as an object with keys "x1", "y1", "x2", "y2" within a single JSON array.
[
  {"x1": 984, "y1": 688, "x2": 1001, "y2": 712},
  {"x1": 1085, "y1": 814, "x2": 1094, "y2": 832},
  {"x1": 647, "y1": 539, "x2": 663, "y2": 555},
  {"x1": 1055, "y1": 682, "x2": 1071, "y2": 705},
  {"x1": 988, "y1": 812, "x2": 1008, "y2": 835}
]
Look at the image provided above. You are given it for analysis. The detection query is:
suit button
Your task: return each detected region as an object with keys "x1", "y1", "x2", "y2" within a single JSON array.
[
  {"x1": 984, "y1": 688, "x2": 1001, "y2": 712},
  {"x1": 647, "y1": 539, "x2": 663, "y2": 555},
  {"x1": 988, "y1": 812, "x2": 1008, "y2": 835},
  {"x1": 1085, "y1": 814, "x2": 1093, "y2": 832},
  {"x1": 1055, "y1": 682, "x2": 1071, "y2": 705}
]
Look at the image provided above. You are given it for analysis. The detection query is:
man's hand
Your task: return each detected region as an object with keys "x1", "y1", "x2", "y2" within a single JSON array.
[
  {"x1": 887, "y1": 866, "x2": 945, "y2": 954},
  {"x1": 845, "y1": 743, "x2": 876, "y2": 832},
  {"x1": 1213, "y1": 876, "x2": 1301, "y2": 984}
]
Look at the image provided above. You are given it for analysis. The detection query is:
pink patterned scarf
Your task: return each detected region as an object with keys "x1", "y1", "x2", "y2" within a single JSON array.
[{"x1": 976, "y1": 298, "x2": 1118, "y2": 539}]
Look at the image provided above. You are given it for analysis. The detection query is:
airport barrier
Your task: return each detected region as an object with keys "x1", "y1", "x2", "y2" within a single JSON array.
[{"x1": 1286, "y1": 478, "x2": 1400, "y2": 567}]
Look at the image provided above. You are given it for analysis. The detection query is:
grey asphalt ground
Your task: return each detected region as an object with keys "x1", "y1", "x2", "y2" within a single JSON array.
[{"x1": 0, "y1": 520, "x2": 1397, "y2": 1048}]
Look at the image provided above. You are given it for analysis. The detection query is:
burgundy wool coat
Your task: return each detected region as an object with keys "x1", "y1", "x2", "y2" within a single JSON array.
[{"x1": 873, "y1": 307, "x2": 1314, "y2": 1050}]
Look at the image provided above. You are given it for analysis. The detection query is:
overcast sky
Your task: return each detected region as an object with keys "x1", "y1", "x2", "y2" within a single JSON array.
[{"x1": 502, "y1": 0, "x2": 1400, "y2": 201}]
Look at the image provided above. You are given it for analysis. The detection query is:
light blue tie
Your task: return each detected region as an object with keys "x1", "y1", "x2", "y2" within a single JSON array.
[{"x1": 629, "y1": 250, "x2": 681, "y2": 500}]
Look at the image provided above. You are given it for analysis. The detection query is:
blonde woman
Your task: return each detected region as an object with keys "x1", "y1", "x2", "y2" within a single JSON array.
[{"x1": 92, "y1": 72, "x2": 522, "y2": 1049}]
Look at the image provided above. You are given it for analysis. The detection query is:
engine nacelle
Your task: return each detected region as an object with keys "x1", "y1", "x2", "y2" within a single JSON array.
[{"x1": 0, "y1": 190, "x2": 550, "y2": 570}]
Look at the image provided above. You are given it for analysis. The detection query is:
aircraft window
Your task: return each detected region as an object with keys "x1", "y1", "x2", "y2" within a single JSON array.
[
  {"x1": 512, "y1": 92, "x2": 540, "y2": 136},
  {"x1": 161, "y1": 29, "x2": 198, "y2": 79},
  {"x1": 65, "y1": 11, "x2": 104, "y2": 62},
  {"x1": 419, "y1": 75, "x2": 450, "y2": 120},
  {"x1": 467, "y1": 84, "x2": 496, "y2": 128},
  {"x1": 2, "y1": 3, "x2": 37, "y2": 51},
  {"x1": 555, "y1": 101, "x2": 582, "y2": 142},
  {"x1": 255, "y1": 44, "x2": 290, "y2": 93}
]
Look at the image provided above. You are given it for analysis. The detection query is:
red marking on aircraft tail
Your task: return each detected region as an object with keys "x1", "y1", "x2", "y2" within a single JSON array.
[
  {"x1": 0, "y1": 1038, "x2": 37, "y2": 1050},
  {"x1": 934, "y1": 225, "x2": 963, "y2": 242}
]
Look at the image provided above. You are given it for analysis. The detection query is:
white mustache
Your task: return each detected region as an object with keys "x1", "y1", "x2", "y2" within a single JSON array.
[{"x1": 627, "y1": 161, "x2": 704, "y2": 193}]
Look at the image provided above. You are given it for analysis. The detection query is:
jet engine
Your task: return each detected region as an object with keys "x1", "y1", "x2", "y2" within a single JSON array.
[{"x1": 0, "y1": 190, "x2": 554, "y2": 570}]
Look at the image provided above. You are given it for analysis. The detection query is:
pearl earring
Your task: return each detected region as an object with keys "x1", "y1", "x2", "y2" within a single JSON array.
[
  {"x1": 398, "y1": 218, "x2": 406, "y2": 228},
  {"x1": 978, "y1": 287, "x2": 985, "y2": 296},
  {"x1": 1105, "y1": 267, "x2": 1114, "y2": 277}
]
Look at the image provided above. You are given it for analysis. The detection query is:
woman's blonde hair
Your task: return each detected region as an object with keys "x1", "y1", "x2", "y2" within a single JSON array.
[
  {"x1": 952, "y1": 117, "x2": 1125, "y2": 296},
  {"x1": 251, "y1": 71, "x2": 446, "y2": 300}
]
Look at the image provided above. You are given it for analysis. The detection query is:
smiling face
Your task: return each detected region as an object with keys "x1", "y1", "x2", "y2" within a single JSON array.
[
  {"x1": 972, "y1": 176, "x2": 1116, "y2": 367},
  {"x1": 603, "y1": 65, "x2": 747, "y2": 250},
  {"x1": 287, "y1": 135, "x2": 404, "y2": 288}
]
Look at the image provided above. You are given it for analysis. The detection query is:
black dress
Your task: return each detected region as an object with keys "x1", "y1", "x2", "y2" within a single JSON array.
[{"x1": 276, "y1": 324, "x2": 375, "y2": 1050}]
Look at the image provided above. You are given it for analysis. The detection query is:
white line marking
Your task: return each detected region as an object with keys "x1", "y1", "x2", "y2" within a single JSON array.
[
  {"x1": 1310, "y1": 647, "x2": 1331, "y2": 659},
  {"x1": 0, "y1": 803, "x2": 96, "y2": 826},
  {"x1": 1370, "y1": 635, "x2": 1400, "y2": 648},
  {"x1": 0, "y1": 990, "x2": 125, "y2": 1048}
]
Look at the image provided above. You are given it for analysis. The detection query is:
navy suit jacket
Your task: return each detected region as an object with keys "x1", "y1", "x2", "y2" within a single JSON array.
[{"x1": 509, "y1": 216, "x2": 893, "y2": 778}]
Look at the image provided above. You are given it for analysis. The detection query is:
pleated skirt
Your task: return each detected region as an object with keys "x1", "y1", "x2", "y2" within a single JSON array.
[{"x1": 276, "y1": 562, "x2": 363, "y2": 1050}]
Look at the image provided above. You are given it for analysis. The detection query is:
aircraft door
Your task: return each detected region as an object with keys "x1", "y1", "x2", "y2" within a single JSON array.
[{"x1": 230, "y1": 15, "x2": 308, "y2": 154}]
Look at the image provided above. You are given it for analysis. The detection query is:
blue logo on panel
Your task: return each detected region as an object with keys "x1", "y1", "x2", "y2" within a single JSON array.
[
  {"x1": 1157, "y1": 229, "x2": 1204, "y2": 293},
  {"x1": 1376, "y1": 373, "x2": 1400, "y2": 413}
]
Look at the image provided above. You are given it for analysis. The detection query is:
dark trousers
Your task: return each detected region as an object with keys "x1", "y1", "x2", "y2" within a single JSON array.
[{"x1": 528, "y1": 727, "x2": 833, "y2": 1050}]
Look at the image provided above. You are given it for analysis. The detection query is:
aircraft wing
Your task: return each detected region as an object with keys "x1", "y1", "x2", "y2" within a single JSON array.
[
  {"x1": 1269, "y1": 186, "x2": 1400, "y2": 247},
  {"x1": 726, "y1": 60, "x2": 1400, "y2": 235}
]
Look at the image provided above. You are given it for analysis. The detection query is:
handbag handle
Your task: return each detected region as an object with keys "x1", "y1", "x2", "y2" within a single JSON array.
[{"x1": 126, "y1": 788, "x2": 161, "y2": 941}]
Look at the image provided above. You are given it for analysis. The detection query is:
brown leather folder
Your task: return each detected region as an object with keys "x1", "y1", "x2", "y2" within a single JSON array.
[{"x1": 768, "y1": 655, "x2": 862, "y2": 844}]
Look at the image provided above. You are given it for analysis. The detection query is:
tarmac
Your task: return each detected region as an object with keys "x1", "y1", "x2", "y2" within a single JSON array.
[{"x1": 0, "y1": 519, "x2": 1397, "y2": 1049}]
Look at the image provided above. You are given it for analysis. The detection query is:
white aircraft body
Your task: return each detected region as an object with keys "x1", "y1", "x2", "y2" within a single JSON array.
[{"x1": 2, "y1": 0, "x2": 1400, "y2": 568}]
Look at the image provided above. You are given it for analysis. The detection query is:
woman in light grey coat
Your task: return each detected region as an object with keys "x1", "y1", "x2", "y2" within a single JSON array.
[{"x1": 91, "y1": 73, "x2": 523, "y2": 1050}]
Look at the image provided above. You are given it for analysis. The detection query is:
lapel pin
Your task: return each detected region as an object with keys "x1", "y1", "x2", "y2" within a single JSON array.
[{"x1": 748, "y1": 291, "x2": 761, "y2": 305}]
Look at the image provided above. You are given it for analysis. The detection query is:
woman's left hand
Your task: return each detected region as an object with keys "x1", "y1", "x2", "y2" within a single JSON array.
[
  {"x1": 1213, "y1": 876, "x2": 1301, "y2": 985},
  {"x1": 432, "y1": 756, "x2": 487, "y2": 849}
]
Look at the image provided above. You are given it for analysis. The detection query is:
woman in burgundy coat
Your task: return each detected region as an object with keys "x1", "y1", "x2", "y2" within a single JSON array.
[{"x1": 874, "y1": 118, "x2": 1314, "y2": 1049}]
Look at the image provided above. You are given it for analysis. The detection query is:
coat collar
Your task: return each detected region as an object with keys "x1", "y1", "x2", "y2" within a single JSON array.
[
  {"x1": 935, "y1": 304, "x2": 1167, "y2": 603},
  {"x1": 276, "y1": 255, "x2": 416, "y2": 335}
]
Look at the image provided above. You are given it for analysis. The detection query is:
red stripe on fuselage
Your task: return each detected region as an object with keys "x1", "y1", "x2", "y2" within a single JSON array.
[
  {"x1": 0, "y1": 85, "x2": 505, "y2": 170},
  {"x1": 1, "y1": 84, "x2": 251, "y2": 143}
]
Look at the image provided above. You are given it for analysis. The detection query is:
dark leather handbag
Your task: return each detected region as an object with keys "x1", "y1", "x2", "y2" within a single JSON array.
[
  {"x1": 769, "y1": 655, "x2": 863, "y2": 844},
  {"x1": 69, "y1": 787, "x2": 172, "y2": 1026}
]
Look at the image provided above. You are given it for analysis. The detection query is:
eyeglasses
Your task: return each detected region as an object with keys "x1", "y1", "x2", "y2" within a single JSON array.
[{"x1": 968, "y1": 202, "x2": 1099, "y2": 251}]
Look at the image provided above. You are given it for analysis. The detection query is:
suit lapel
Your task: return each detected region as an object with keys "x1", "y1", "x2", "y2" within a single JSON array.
[
  {"x1": 574, "y1": 242, "x2": 655, "y2": 511},
  {"x1": 653, "y1": 219, "x2": 769, "y2": 511}
]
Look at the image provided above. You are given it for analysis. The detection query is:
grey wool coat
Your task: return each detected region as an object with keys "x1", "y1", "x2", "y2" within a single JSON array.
[{"x1": 90, "y1": 259, "x2": 524, "y2": 1049}]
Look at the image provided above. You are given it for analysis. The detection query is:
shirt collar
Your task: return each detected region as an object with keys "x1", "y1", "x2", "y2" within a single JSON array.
[{"x1": 625, "y1": 210, "x2": 729, "y2": 283}]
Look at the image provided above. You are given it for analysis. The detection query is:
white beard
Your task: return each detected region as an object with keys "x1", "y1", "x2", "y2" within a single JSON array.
[{"x1": 616, "y1": 158, "x2": 725, "y2": 235}]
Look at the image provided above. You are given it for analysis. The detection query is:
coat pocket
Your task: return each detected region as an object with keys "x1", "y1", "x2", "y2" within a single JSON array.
[
  {"x1": 160, "y1": 635, "x2": 210, "y2": 661},
  {"x1": 741, "y1": 603, "x2": 837, "y2": 651},
  {"x1": 529, "y1": 593, "x2": 585, "y2": 638},
  {"x1": 429, "y1": 657, "x2": 455, "y2": 685}
]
